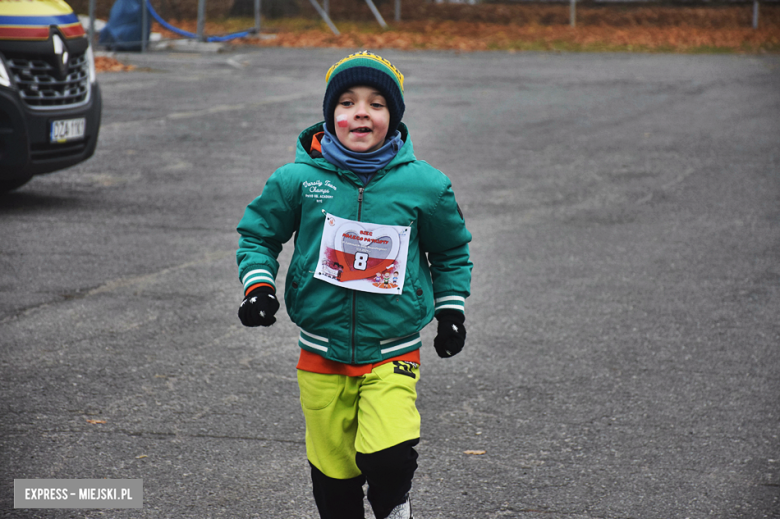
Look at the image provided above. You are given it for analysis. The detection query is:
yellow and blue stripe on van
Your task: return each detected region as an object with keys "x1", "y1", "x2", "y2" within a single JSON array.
[{"x1": 0, "y1": 14, "x2": 86, "y2": 41}]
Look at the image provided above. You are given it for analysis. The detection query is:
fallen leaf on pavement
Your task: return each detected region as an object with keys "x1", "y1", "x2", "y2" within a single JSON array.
[{"x1": 95, "y1": 56, "x2": 135, "y2": 73}]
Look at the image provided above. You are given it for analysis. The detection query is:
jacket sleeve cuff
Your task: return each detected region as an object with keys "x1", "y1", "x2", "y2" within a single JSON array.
[
  {"x1": 434, "y1": 294, "x2": 466, "y2": 315},
  {"x1": 241, "y1": 267, "x2": 277, "y2": 295}
]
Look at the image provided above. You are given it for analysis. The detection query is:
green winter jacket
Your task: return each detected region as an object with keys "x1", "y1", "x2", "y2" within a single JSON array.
[{"x1": 237, "y1": 122, "x2": 472, "y2": 365}]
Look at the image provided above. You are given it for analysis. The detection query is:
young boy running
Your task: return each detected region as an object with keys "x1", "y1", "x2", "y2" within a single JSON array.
[{"x1": 237, "y1": 51, "x2": 472, "y2": 519}]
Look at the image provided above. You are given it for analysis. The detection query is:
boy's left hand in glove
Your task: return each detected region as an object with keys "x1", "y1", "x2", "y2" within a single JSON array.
[
  {"x1": 238, "y1": 286, "x2": 279, "y2": 327},
  {"x1": 433, "y1": 310, "x2": 466, "y2": 358}
]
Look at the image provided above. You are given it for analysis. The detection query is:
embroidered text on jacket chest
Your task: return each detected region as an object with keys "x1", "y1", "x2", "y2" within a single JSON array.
[{"x1": 302, "y1": 180, "x2": 338, "y2": 203}]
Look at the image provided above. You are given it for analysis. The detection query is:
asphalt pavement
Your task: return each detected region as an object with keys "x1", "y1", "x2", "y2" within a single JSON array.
[{"x1": 1, "y1": 47, "x2": 779, "y2": 518}]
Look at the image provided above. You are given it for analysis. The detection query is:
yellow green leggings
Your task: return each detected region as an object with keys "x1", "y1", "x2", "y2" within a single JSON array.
[{"x1": 297, "y1": 361, "x2": 421, "y2": 518}]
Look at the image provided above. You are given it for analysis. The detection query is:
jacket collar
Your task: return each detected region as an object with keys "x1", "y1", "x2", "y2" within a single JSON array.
[{"x1": 294, "y1": 121, "x2": 416, "y2": 182}]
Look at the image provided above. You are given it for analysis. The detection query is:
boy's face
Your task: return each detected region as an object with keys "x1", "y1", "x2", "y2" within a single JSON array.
[{"x1": 333, "y1": 86, "x2": 390, "y2": 153}]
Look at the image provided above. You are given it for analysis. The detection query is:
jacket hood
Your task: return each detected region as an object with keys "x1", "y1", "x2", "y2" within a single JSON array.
[{"x1": 294, "y1": 121, "x2": 417, "y2": 179}]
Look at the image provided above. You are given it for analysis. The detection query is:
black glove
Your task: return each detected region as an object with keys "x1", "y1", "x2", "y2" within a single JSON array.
[
  {"x1": 433, "y1": 310, "x2": 466, "y2": 358},
  {"x1": 238, "y1": 286, "x2": 279, "y2": 327}
]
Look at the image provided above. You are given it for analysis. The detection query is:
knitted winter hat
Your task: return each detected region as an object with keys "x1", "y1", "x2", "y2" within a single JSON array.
[{"x1": 323, "y1": 51, "x2": 405, "y2": 135}]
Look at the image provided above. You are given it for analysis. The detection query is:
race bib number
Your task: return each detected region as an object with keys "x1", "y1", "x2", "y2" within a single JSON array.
[{"x1": 314, "y1": 213, "x2": 410, "y2": 294}]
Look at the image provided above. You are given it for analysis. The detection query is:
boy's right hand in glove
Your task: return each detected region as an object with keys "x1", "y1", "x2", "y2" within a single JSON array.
[
  {"x1": 433, "y1": 310, "x2": 466, "y2": 358},
  {"x1": 238, "y1": 285, "x2": 279, "y2": 327}
]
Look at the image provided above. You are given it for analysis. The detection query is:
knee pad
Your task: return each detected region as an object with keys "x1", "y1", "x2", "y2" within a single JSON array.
[{"x1": 355, "y1": 438, "x2": 419, "y2": 478}]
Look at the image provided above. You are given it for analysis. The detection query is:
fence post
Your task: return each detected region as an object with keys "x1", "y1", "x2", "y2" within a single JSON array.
[
  {"x1": 88, "y1": 0, "x2": 95, "y2": 47},
  {"x1": 365, "y1": 0, "x2": 388, "y2": 29},
  {"x1": 753, "y1": 0, "x2": 759, "y2": 29},
  {"x1": 395, "y1": 0, "x2": 400, "y2": 22},
  {"x1": 142, "y1": 0, "x2": 148, "y2": 52},
  {"x1": 197, "y1": 0, "x2": 206, "y2": 41},
  {"x1": 254, "y1": 0, "x2": 261, "y2": 33},
  {"x1": 570, "y1": 0, "x2": 576, "y2": 27},
  {"x1": 307, "y1": 0, "x2": 340, "y2": 35}
]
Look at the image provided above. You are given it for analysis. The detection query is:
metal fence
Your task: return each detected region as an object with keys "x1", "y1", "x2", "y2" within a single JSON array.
[{"x1": 82, "y1": 0, "x2": 778, "y2": 53}]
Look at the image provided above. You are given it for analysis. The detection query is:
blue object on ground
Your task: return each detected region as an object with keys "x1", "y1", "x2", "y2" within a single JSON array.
[
  {"x1": 144, "y1": 0, "x2": 252, "y2": 42},
  {"x1": 99, "y1": 0, "x2": 152, "y2": 51}
]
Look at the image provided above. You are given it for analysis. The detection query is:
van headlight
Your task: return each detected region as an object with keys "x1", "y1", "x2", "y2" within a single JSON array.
[
  {"x1": 0, "y1": 54, "x2": 12, "y2": 88},
  {"x1": 85, "y1": 45, "x2": 96, "y2": 84}
]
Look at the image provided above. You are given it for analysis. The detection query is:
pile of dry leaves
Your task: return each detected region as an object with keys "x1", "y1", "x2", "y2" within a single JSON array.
[{"x1": 245, "y1": 20, "x2": 779, "y2": 52}]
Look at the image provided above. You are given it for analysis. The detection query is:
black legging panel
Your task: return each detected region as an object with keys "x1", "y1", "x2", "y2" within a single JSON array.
[
  {"x1": 310, "y1": 463, "x2": 366, "y2": 519},
  {"x1": 309, "y1": 438, "x2": 419, "y2": 519},
  {"x1": 356, "y1": 438, "x2": 419, "y2": 519}
]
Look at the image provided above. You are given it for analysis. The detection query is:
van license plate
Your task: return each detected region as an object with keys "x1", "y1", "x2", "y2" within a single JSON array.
[{"x1": 50, "y1": 118, "x2": 86, "y2": 143}]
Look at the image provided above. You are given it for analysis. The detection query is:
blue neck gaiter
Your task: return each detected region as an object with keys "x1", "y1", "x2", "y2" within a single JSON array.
[{"x1": 320, "y1": 123, "x2": 403, "y2": 185}]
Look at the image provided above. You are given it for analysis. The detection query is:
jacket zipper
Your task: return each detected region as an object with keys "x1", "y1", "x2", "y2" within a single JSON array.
[
  {"x1": 351, "y1": 186, "x2": 365, "y2": 363},
  {"x1": 357, "y1": 186, "x2": 364, "y2": 219}
]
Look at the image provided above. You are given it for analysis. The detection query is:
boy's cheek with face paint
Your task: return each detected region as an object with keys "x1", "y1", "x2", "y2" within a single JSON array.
[{"x1": 337, "y1": 114, "x2": 349, "y2": 128}]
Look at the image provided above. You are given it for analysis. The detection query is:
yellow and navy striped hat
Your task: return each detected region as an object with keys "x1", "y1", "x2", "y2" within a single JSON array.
[{"x1": 323, "y1": 51, "x2": 405, "y2": 134}]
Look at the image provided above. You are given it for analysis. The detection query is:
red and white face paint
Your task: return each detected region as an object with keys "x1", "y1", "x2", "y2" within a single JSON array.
[{"x1": 336, "y1": 114, "x2": 349, "y2": 128}]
